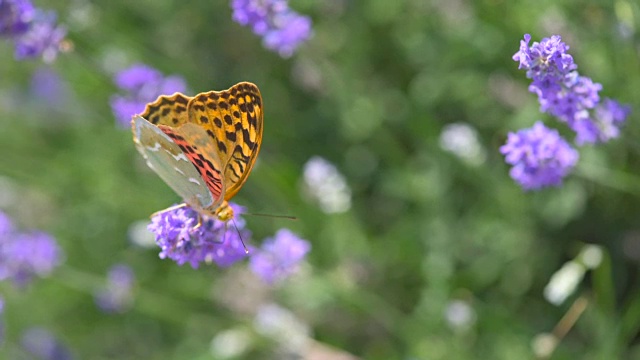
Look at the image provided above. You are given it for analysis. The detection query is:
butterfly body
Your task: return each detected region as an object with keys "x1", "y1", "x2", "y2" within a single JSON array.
[{"x1": 132, "y1": 82, "x2": 263, "y2": 221}]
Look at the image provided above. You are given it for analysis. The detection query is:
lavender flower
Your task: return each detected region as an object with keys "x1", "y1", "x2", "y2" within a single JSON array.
[
  {"x1": 0, "y1": 211, "x2": 13, "y2": 236},
  {"x1": 230, "y1": 0, "x2": 312, "y2": 57},
  {"x1": 231, "y1": 0, "x2": 285, "y2": 34},
  {"x1": 0, "y1": 211, "x2": 62, "y2": 287},
  {"x1": 500, "y1": 121, "x2": 579, "y2": 190},
  {"x1": 262, "y1": 11, "x2": 312, "y2": 57},
  {"x1": 249, "y1": 229, "x2": 310, "y2": 284},
  {"x1": 580, "y1": 98, "x2": 632, "y2": 144},
  {"x1": 0, "y1": 1, "x2": 66, "y2": 62},
  {"x1": 0, "y1": 230, "x2": 63, "y2": 287},
  {"x1": 94, "y1": 264, "x2": 135, "y2": 314},
  {"x1": 21, "y1": 327, "x2": 73, "y2": 360},
  {"x1": 147, "y1": 203, "x2": 251, "y2": 268},
  {"x1": 13, "y1": 10, "x2": 66, "y2": 63},
  {"x1": 513, "y1": 34, "x2": 630, "y2": 144},
  {"x1": 513, "y1": 34, "x2": 576, "y2": 81},
  {"x1": 30, "y1": 67, "x2": 69, "y2": 107},
  {"x1": 110, "y1": 64, "x2": 187, "y2": 127},
  {"x1": 0, "y1": 0, "x2": 34, "y2": 37}
]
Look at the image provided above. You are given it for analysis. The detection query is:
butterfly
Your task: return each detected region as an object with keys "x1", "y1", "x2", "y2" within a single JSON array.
[{"x1": 131, "y1": 82, "x2": 263, "y2": 223}]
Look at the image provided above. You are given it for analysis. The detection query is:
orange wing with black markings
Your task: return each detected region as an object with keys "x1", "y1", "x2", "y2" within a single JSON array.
[
  {"x1": 141, "y1": 93, "x2": 193, "y2": 127},
  {"x1": 186, "y1": 82, "x2": 263, "y2": 200},
  {"x1": 135, "y1": 82, "x2": 263, "y2": 211}
]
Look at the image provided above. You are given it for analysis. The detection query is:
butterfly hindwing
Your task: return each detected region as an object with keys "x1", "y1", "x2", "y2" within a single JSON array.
[
  {"x1": 132, "y1": 115, "x2": 215, "y2": 210},
  {"x1": 158, "y1": 123, "x2": 226, "y2": 208},
  {"x1": 187, "y1": 82, "x2": 263, "y2": 200}
]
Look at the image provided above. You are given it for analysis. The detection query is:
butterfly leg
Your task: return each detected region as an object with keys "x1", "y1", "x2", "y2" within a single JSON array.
[
  {"x1": 193, "y1": 213, "x2": 203, "y2": 230},
  {"x1": 150, "y1": 203, "x2": 188, "y2": 218}
]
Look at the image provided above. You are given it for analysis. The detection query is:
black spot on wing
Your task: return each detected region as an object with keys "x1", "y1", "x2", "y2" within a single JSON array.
[{"x1": 217, "y1": 141, "x2": 227, "y2": 154}]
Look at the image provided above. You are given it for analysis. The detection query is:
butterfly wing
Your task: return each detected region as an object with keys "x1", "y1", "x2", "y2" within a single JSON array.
[
  {"x1": 131, "y1": 115, "x2": 218, "y2": 210},
  {"x1": 158, "y1": 122, "x2": 227, "y2": 210},
  {"x1": 187, "y1": 82, "x2": 263, "y2": 200},
  {"x1": 140, "y1": 93, "x2": 193, "y2": 127}
]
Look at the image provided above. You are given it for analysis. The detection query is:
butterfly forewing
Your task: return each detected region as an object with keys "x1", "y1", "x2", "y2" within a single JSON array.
[
  {"x1": 141, "y1": 93, "x2": 193, "y2": 127},
  {"x1": 187, "y1": 82, "x2": 263, "y2": 200},
  {"x1": 132, "y1": 115, "x2": 215, "y2": 210}
]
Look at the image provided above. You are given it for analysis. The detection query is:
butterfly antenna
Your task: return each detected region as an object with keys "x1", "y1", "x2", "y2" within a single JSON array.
[
  {"x1": 242, "y1": 212, "x2": 298, "y2": 220},
  {"x1": 231, "y1": 218, "x2": 249, "y2": 254}
]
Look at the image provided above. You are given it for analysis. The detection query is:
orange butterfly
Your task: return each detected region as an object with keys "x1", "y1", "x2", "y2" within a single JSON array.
[{"x1": 132, "y1": 82, "x2": 263, "y2": 222}]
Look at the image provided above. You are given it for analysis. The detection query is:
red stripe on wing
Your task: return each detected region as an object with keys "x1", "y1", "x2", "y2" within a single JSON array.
[{"x1": 159, "y1": 126, "x2": 224, "y2": 202}]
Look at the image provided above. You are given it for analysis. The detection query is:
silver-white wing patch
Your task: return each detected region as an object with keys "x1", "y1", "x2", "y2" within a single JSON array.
[{"x1": 132, "y1": 115, "x2": 214, "y2": 209}]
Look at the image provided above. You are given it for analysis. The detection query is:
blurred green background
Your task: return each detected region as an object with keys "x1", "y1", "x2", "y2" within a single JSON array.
[{"x1": 1, "y1": 0, "x2": 640, "y2": 359}]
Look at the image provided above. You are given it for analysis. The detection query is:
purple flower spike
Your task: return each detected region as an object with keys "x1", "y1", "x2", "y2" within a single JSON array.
[
  {"x1": 0, "y1": 211, "x2": 63, "y2": 287},
  {"x1": 230, "y1": 0, "x2": 312, "y2": 57},
  {"x1": 30, "y1": 67, "x2": 69, "y2": 107},
  {"x1": 500, "y1": 121, "x2": 579, "y2": 190},
  {"x1": 0, "y1": 228, "x2": 62, "y2": 287},
  {"x1": 110, "y1": 64, "x2": 187, "y2": 127},
  {"x1": 0, "y1": 0, "x2": 34, "y2": 37},
  {"x1": 513, "y1": 34, "x2": 631, "y2": 145},
  {"x1": 1, "y1": 1, "x2": 67, "y2": 63},
  {"x1": 231, "y1": 0, "x2": 287, "y2": 34},
  {"x1": 147, "y1": 203, "x2": 251, "y2": 269},
  {"x1": 249, "y1": 229, "x2": 310, "y2": 284},
  {"x1": 263, "y1": 11, "x2": 312, "y2": 58},
  {"x1": 95, "y1": 264, "x2": 135, "y2": 314},
  {"x1": 0, "y1": 211, "x2": 13, "y2": 236},
  {"x1": 572, "y1": 98, "x2": 631, "y2": 145},
  {"x1": 513, "y1": 34, "x2": 576, "y2": 79},
  {"x1": 21, "y1": 327, "x2": 73, "y2": 360},
  {"x1": 13, "y1": 10, "x2": 66, "y2": 63}
]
